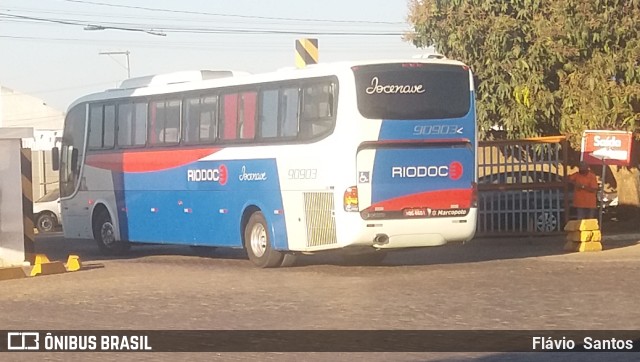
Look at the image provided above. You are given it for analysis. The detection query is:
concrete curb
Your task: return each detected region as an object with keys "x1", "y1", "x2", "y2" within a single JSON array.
[
  {"x1": 0, "y1": 266, "x2": 27, "y2": 281},
  {"x1": 0, "y1": 254, "x2": 82, "y2": 281}
]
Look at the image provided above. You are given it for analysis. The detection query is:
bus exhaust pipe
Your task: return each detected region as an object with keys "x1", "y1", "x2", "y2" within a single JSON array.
[{"x1": 373, "y1": 234, "x2": 389, "y2": 245}]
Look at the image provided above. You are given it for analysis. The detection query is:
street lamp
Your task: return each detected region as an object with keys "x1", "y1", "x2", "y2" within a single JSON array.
[{"x1": 99, "y1": 51, "x2": 131, "y2": 79}]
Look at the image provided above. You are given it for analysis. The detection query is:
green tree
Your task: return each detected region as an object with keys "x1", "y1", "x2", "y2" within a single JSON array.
[{"x1": 406, "y1": 0, "x2": 640, "y2": 213}]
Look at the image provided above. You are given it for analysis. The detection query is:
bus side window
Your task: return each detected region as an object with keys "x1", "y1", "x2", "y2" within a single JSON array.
[
  {"x1": 163, "y1": 100, "x2": 181, "y2": 144},
  {"x1": 133, "y1": 102, "x2": 147, "y2": 146},
  {"x1": 183, "y1": 97, "x2": 201, "y2": 144},
  {"x1": 300, "y1": 82, "x2": 335, "y2": 139},
  {"x1": 88, "y1": 104, "x2": 103, "y2": 149},
  {"x1": 200, "y1": 96, "x2": 217, "y2": 143},
  {"x1": 150, "y1": 99, "x2": 180, "y2": 145},
  {"x1": 103, "y1": 104, "x2": 116, "y2": 148},
  {"x1": 117, "y1": 103, "x2": 134, "y2": 147},
  {"x1": 281, "y1": 87, "x2": 299, "y2": 138},
  {"x1": 220, "y1": 93, "x2": 238, "y2": 140},
  {"x1": 148, "y1": 101, "x2": 159, "y2": 146},
  {"x1": 258, "y1": 89, "x2": 279, "y2": 138},
  {"x1": 239, "y1": 91, "x2": 257, "y2": 140},
  {"x1": 159, "y1": 128, "x2": 178, "y2": 144}
]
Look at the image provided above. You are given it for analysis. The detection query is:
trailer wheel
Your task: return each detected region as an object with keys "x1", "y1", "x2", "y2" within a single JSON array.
[{"x1": 244, "y1": 211, "x2": 283, "y2": 268}]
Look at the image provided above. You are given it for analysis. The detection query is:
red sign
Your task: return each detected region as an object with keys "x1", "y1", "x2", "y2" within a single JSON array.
[{"x1": 581, "y1": 130, "x2": 633, "y2": 166}]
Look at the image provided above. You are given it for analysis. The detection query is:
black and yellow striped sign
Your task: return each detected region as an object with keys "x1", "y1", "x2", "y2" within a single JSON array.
[
  {"x1": 21, "y1": 148, "x2": 35, "y2": 265},
  {"x1": 295, "y1": 38, "x2": 318, "y2": 68}
]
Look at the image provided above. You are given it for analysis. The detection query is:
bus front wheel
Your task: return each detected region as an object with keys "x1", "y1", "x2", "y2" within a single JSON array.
[
  {"x1": 94, "y1": 209, "x2": 130, "y2": 255},
  {"x1": 244, "y1": 211, "x2": 283, "y2": 268}
]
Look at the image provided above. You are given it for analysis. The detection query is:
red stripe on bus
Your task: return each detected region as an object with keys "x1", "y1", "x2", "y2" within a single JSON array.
[
  {"x1": 367, "y1": 188, "x2": 473, "y2": 211},
  {"x1": 86, "y1": 148, "x2": 221, "y2": 173}
]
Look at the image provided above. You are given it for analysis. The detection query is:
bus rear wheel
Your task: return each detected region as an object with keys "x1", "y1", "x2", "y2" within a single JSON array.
[
  {"x1": 94, "y1": 209, "x2": 129, "y2": 255},
  {"x1": 244, "y1": 211, "x2": 283, "y2": 268}
]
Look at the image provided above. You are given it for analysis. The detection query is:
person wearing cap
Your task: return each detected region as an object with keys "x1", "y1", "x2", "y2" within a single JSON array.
[{"x1": 568, "y1": 162, "x2": 599, "y2": 220}]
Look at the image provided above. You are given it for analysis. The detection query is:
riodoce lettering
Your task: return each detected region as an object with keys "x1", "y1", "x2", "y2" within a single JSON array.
[{"x1": 365, "y1": 77, "x2": 425, "y2": 95}]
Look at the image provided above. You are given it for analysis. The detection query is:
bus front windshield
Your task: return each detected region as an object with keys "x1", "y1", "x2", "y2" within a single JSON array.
[{"x1": 353, "y1": 63, "x2": 471, "y2": 120}]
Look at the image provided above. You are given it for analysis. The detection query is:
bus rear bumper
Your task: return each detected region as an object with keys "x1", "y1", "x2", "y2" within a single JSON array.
[
  {"x1": 373, "y1": 233, "x2": 447, "y2": 249},
  {"x1": 337, "y1": 209, "x2": 477, "y2": 250}
]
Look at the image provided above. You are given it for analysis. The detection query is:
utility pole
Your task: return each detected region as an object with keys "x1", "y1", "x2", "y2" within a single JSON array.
[{"x1": 99, "y1": 51, "x2": 131, "y2": 78}]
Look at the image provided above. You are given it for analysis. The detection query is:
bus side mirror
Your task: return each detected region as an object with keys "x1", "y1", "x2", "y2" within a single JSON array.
[{"x1": 52, "y1": 147, "x2": 60, "y2": 171}]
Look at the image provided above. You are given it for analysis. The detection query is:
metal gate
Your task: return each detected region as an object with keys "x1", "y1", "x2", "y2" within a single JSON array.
[{"x1": 476, "y1": 136, "x2": 569, "y2": 236}]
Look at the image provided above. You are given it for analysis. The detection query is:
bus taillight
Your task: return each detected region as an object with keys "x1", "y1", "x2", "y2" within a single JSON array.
[{"x1": 343, "y1": 186, "x2": 359, "y2": 212}]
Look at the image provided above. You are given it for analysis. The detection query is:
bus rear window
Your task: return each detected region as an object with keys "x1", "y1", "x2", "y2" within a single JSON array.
[{"x1": 353, "y1": 63, "x2": 471, "y2": 120}]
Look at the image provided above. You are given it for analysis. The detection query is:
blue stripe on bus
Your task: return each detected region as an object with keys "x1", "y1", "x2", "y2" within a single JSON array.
[{"x1": 113, "y1": 158, "x2": 288, "y2": 250}]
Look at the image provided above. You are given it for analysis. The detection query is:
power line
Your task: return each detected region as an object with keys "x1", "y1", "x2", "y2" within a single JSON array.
[
  {"x1": 0, "y1": 12, "x2": 167, "y2": 36},
  {"x1": 0, "y1": 12, "x2": 84, "y2": 27},
  {"x1": 0, "y1": 12, "x2": 405, "y2": 36},
  {"x1": 60, "y1": 0, "x2": 404, "y2": 25},
  {"x1": 2, "y1": 6, "x2": 403, "y2": 28}
]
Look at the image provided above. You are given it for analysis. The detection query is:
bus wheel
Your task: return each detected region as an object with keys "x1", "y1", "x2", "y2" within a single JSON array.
[
  {"x1": 244, "y1": 211, "x2": 283, "y2": 268},
  {"x1": 342, "y1": 251, "x2": 387, "y2": 265},
  {"x1": 94, "y1": 209, "x2": 130, "y2": 255}
]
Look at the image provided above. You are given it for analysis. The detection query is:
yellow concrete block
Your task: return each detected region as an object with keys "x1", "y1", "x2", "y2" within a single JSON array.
[
  {"x1": 564, "y1": 219, "x2": 599, "y2": 232},
  {"x1": 564, "y1": 240, "x2": 603, "y2": 252},
  {"x1": 33, "y1": 254, "x2": 51, "y2": 264},
  {"x1": 566, "y1": 230, "x2": 602, "y2": 242},
  {"x1": 66, "y1": 255, "x2": 82, "y2": 272},
  {"x1": 0, "y1": 267, "x2": 27, "y2": 281},
  {"x1": 30, "y1": 261, "x2": 67, "y2": 276}
]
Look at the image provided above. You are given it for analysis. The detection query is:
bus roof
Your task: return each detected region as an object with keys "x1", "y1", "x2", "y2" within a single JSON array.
[{"x1": 67, "y1": 57, "x2": 469, "y2": 112}]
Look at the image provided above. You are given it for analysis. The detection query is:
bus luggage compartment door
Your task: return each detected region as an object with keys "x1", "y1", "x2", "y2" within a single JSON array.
[{"x1": 356, "y1": 142, "x2": 474, "y2": 220}]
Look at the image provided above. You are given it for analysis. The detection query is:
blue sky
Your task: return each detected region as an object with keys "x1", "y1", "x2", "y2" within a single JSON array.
[{"x1": 1, "y1": 0, "x2": 424, "y2": 112}]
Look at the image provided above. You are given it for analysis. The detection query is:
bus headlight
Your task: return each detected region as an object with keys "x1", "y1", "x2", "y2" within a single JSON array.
[{"x1": 343, "y1": 186, "x2": 359, "y2": 212}]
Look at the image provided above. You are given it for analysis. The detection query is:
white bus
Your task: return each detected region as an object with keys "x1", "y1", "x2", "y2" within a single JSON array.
[{"x1": 55, "y1": 59, "x2": 477, "y2": 267}]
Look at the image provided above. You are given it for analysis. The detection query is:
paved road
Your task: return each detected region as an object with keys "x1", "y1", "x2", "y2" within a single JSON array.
[{"x1": 1, "y1": 232, "x2": 639, "y2": 361}]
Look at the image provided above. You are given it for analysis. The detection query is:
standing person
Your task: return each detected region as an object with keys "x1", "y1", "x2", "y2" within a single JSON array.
[{"x1": 568, "y1": 162, "x2": 599, "y2": 220}]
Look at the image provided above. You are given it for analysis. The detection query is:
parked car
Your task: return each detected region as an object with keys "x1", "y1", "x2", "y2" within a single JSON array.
[
  {"x1": 33, "y1": 188, "x2": 62, "y2": 233},
  {"x1": 478, "y1": 170, "x2": 616, "y2": 234}
]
